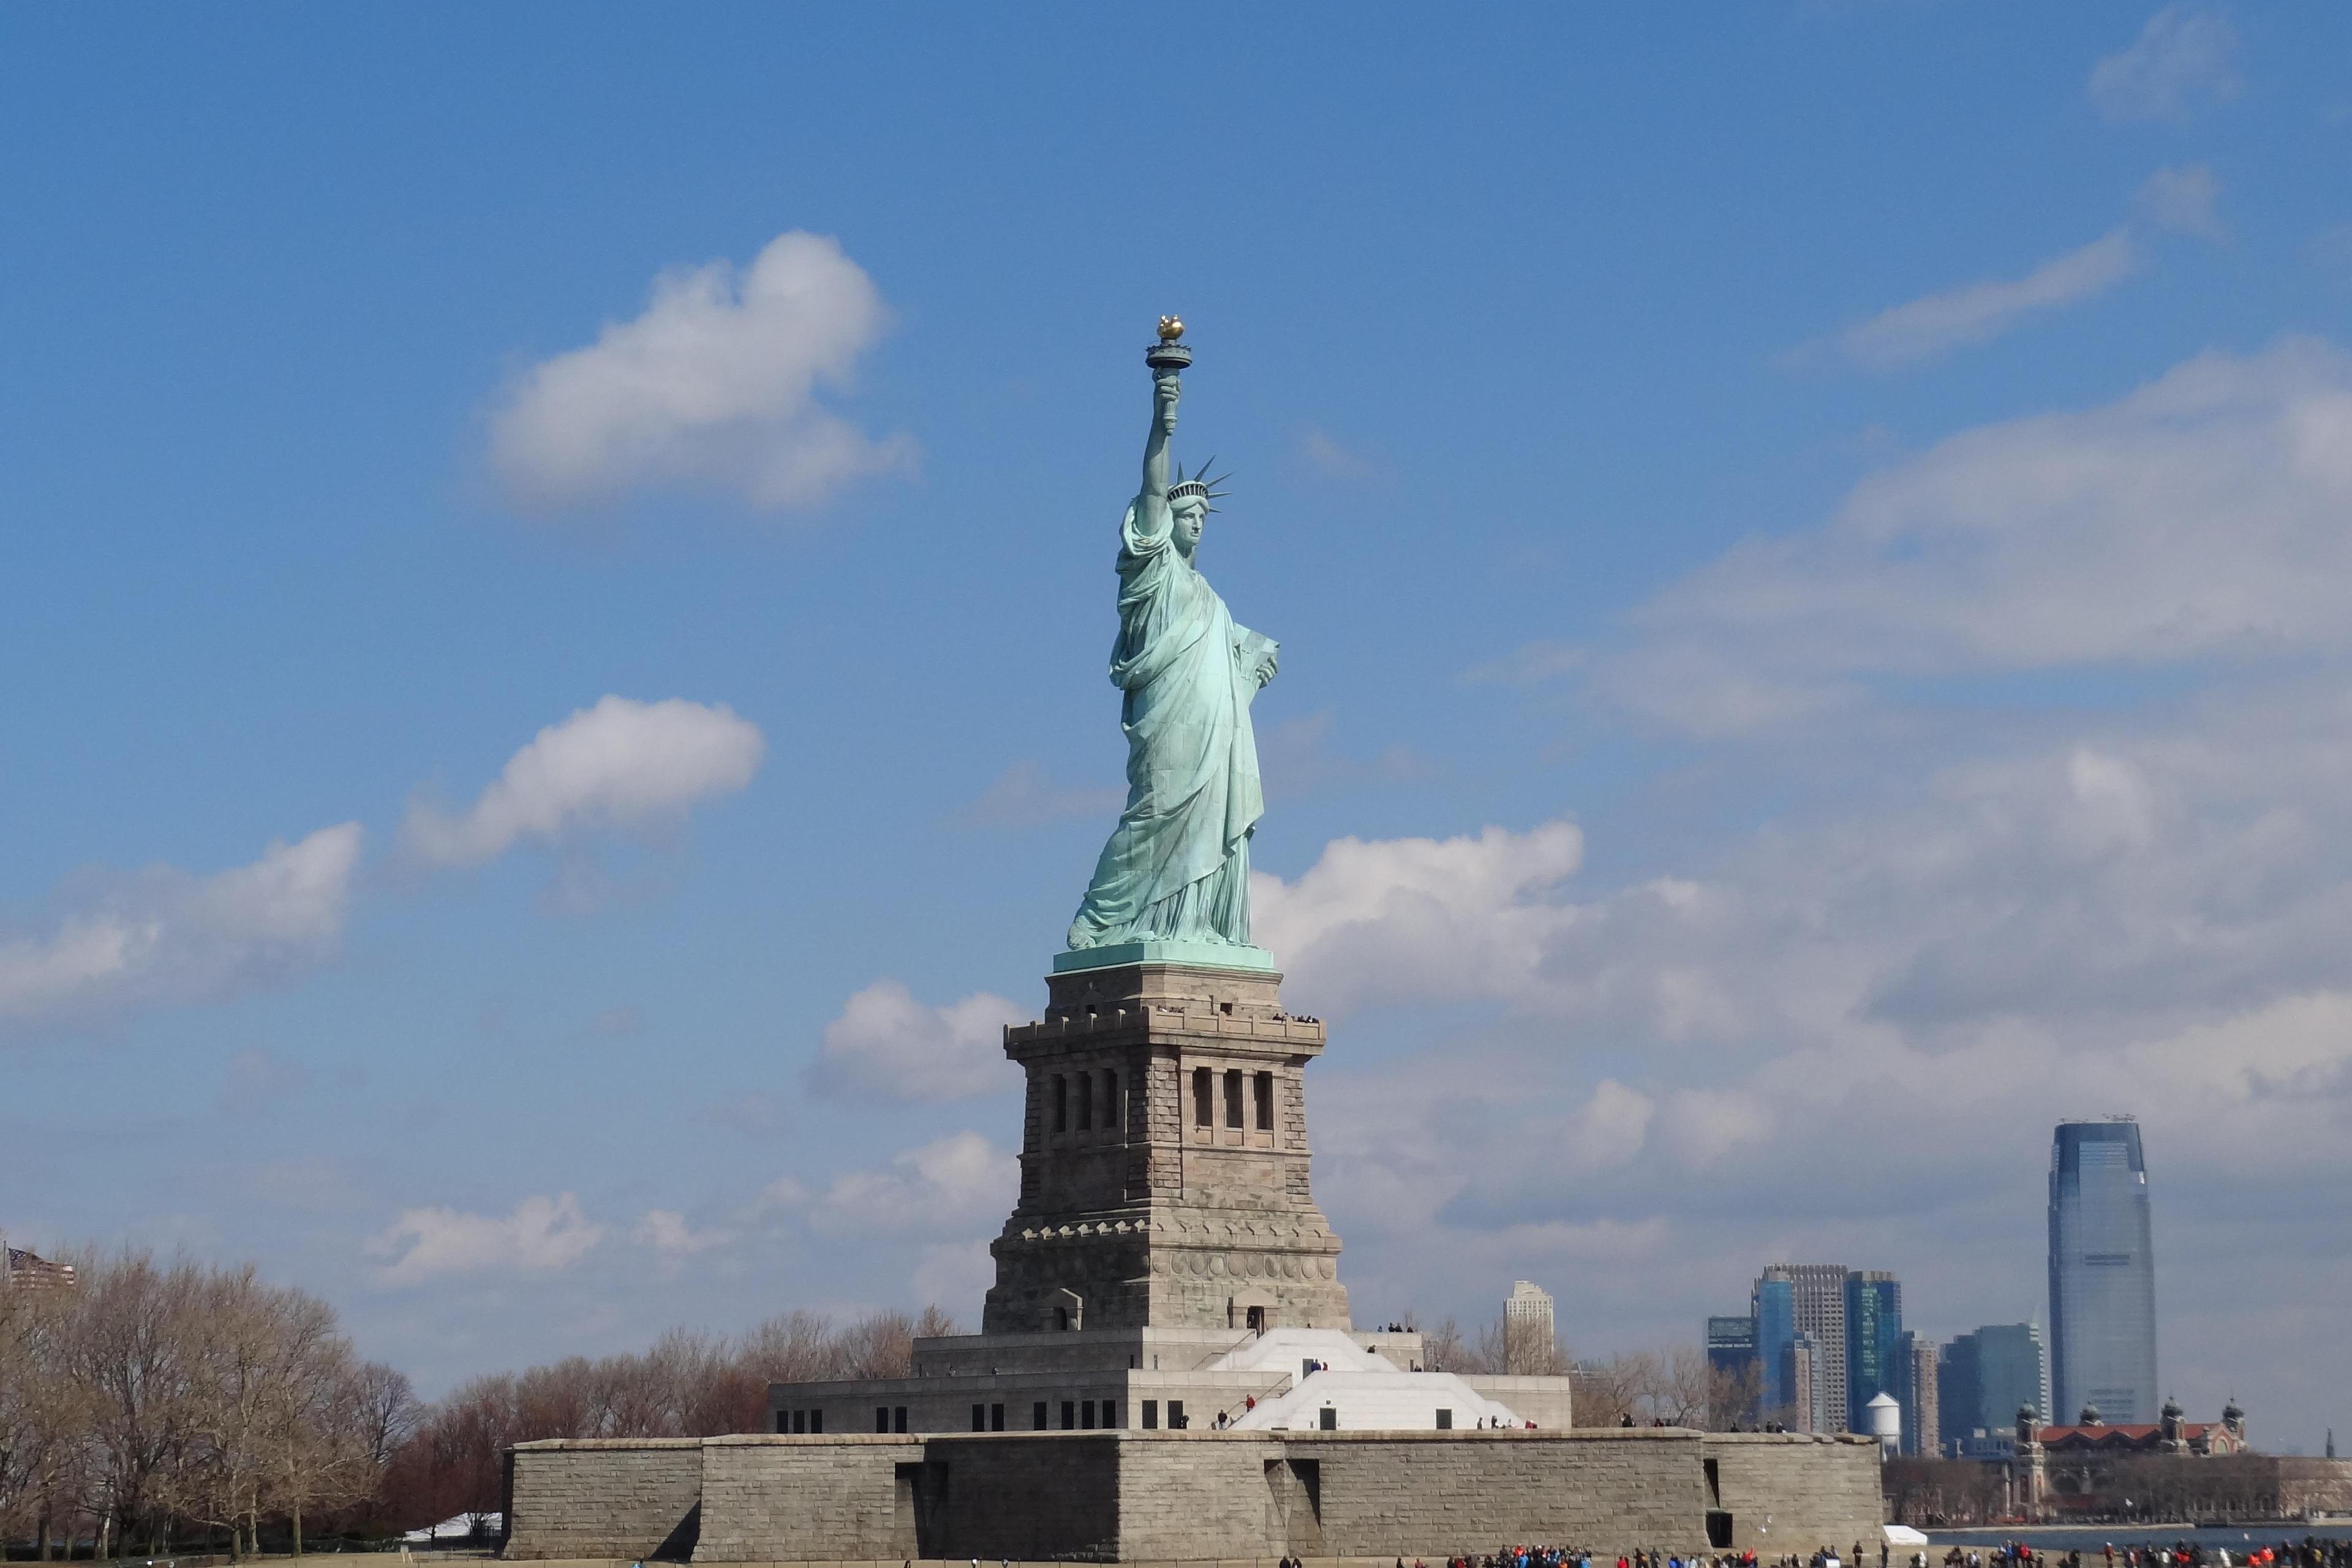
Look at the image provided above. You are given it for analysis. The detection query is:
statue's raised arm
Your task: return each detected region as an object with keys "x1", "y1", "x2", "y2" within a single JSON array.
[
  {"x1": 1063, "y1": 320, "x2": 1274, "y2": 967},
  {"x1": 1135, "y1": 372, "x2": 1178, "y2": 541}
]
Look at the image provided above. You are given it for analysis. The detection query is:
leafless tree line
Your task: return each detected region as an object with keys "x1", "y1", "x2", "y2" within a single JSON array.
[
  {"x1": 0, "y1": 1248, "x2": 413, "y2": 1559},
  {"x1": 2, "y1": 1245, "x2": 960, "y2": 1556},
  {"x1": 1882, "y1": 1457, "x2": 2012, "y2": 1525},
  {"x1": 1885, "y1": 1454, "x2": 2334, "y2": 1527},
  {"x1": 381, "y1": 1304, "x2": 957, "y2": 1528}
]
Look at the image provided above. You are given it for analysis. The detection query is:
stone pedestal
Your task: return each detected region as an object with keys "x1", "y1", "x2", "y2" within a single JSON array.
[{"x1": 981, "y1": 959, "x2": 1351, "y2": 1335}]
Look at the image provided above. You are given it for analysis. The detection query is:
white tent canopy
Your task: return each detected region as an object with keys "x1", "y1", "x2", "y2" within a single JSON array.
[{"x1": 1883, "y1": 1525, "x2": 1931, "y2": 1546}]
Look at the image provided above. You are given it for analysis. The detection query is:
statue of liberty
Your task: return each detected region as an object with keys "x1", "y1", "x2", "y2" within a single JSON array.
[{"x1": 1065, "y1": 322, "x2": 1278, "y2": 958}]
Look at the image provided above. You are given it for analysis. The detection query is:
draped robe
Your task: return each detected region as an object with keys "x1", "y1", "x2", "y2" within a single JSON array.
[{"x1": 1066, "y1": 500, "x2": 1273, "y2": 951}]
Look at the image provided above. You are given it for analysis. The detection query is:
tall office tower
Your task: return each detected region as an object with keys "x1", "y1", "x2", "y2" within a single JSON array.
[
  {"x1": 1937, "y1": 1321, "x2": 2049, "y2": 1452},
  {"x1": 1789, "y1": 1331, "x2": 1831, "y2": 1433},
  {"x1": 1502, "y1": 1280, "x2": 1557, "y2": 1373},
  {"x1": 2049, "y1": 1119, "x2": 2158, "y2": 1424},
  {"x1": 1752, "y1": 1273, "x2": 1796, "y2": 1420},
  {"x1": 1894, "y1": 1330, "x2": 1940, "y2": 1456},
  {"x1": 1844, "y1": 1270, "x2": 1902, "y2": 1433},
  {"x1": 1708, "y1": 1315, "x2": 1761, "y2": 1425},
  {"x1": 1759, "y1": 1264, "x2": 1851, "y2": 1430}
]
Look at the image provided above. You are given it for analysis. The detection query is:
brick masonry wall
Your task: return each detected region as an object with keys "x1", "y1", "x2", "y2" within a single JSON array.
[
  {"x1": 504, "y1": 1439, "x2": 703, "y2": 1561},
  {"x1": 1703, "y1": 1433, "x2": 1885, "y2": 1553},
  {"x1": 693, "y1": 1436, "x2": 921, "y2": 1562}
]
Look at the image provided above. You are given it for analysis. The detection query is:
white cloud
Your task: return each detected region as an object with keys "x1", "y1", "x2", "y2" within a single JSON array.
[
  {"x1": 955, "y1": 761, "x2": 1122, "y2": 831},
  {"x1": 1596, "y1": 339, "x2": 2352, "y2": 735},
  {"x1": 1253, "y1": 821, "x2": 1585, "y2": 1016},
  {"x1": 765, "y1": 1131, "x2": 1017, "y2": 1239},
  {"x1": 2090, "y1": 6, "x2": 2242, "y2": 124},
  {"x1": 403, "y1": 696, "x2": 763, "y2": 867},
  {"x1": 1836, "y1": 231, "x2": 2135, "y2": 369},
  {"x1": 807, "y1": 980, "x2": 1023, "y2": 1103},
  {"x1": 2137, "y1": 163, "x2": 2226, "y2": 239},
  {"x1": 490, "y1": 230, "x2": 914, "y2": 513},
  {"x1": 633, "y1": 1208, "x2": 731, "y2": 1257},
  {"x1": 0, "y1": 824, "x2": 364, "y2": 1039},
  {"x1": 369, "y1": 1192, "x2": 604, "y2": 1286}
]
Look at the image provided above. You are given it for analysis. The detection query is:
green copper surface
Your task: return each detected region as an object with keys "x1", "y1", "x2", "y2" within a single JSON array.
[
  {"x1": 1065, "y1": 341, "x2": 1278, "y2": 959},
  {"x1": 1049, "y1": 938, "x2": 1276, "y2": 975}
]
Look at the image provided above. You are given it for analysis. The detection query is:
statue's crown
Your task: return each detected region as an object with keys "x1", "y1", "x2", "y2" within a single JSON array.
[{"x1": 1166, "y1": 457, "x2": 1230, "y2": 510}]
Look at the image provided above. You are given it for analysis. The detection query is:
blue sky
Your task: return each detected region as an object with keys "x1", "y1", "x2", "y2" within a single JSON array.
[{"x1": 6, "y1": 5, "x2": 2351, "y2": 1447}]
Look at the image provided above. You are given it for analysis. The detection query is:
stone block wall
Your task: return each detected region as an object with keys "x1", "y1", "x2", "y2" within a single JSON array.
[
  {"x1": 1281, "y1": 1430, "x2": 1707, "y2": 1556},
  {"x1": 693, "y1": 1436, "x2": 921, "y2": 1561},
  {"x1": 503, "y1": 1438, "x2": 703, "y2": 1560},
  {"x1": 2272, "y1": 1455, "x2": 2352, "y2": 1514},
  {"x1": 924, "y1": 1432, "x2": 1124, "y2": 1561},
  {"x1": 1702, "y1": 1432, "x2": 1885, "y2": 1553},
  {"x1": 504, "y1": 1423, "x2": 1885, "y2": 1564},
  {"x1": 1111, "y1": 1433, "x2": 1284, "y2": 1561}
]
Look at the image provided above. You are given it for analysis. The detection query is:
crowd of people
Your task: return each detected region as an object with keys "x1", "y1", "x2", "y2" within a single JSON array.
[
  {"x1": 1428, "y1": 1546, "x2": 1778, "y2": 1568},
  {"x1": 1941, "y1": 1544, "x2": 2352, "y2": 1568},
  {"x1": 1421, "y1": 1543, "x2": 2352, "y2": 1568}
]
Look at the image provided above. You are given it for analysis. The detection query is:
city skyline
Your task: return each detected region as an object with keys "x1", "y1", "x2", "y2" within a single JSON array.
[{"x1": 3, "y1": 4, "x2": 2350, "y2": 1455}]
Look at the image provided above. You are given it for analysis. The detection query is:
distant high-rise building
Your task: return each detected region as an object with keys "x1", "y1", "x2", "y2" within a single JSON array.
[
  {"x1": 1939, "y1": 1322, "x2": 2049, "y2": 1454},
  {"x1": 1894, "y1": 1330, "x2": 1940, "y2": 1456},
  {"x1": 1752, "y1": 1273, "x2": 1797, "y2": 1421},
  {"x1": 2049, "y1": 1119, "x2": 2158, "y2": 1424},
  {"x1": 1790, "y1": 1330, "x2": 1832, "y2": 1434},
  {"x1": 1708, "y1": 1315, "x2": 1761, "y2": 1425},
  {"x1": 1503, "y1": 1280, "x2": 1556, "y2": 1374},
  {"x1": 1759, "y1": 1264, "x2": 1850, "y2": 1430},
  {"x1": 1845, "y1": 1271, "x2": 1902, "y2": 1433}
]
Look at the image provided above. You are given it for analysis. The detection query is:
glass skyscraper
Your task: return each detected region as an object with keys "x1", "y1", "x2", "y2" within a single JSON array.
[
  {"x1": 1751, "y1": 1273, "x2": 1797, "y2": 1420},
  {"x1": 1937, "y1": 1321, "x2": 2048, "y2": 1452},
  {"x1": 1844, "y1": 1270, "x2": 1902, "y2": 1433},
  {"x1": 1708, "y1": 1315, "x2": 1760, "y2": 1425},
  {"x1": 2048, "y1": 1118, "x2": 2158, "y2": 1424}
]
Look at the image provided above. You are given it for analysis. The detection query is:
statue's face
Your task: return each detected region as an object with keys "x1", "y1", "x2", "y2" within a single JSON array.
[{"x1": 1172, "y1": 495, "x2": 1207, "y2": 552}]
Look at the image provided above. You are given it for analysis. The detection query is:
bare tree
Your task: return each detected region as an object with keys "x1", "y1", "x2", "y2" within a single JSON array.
[
  {"x1": 69, "y1": 1250, "x2": 207, "y2": 1555},
  {"x1": 832, "y1": 1310, "x2": 916, "y2": 1381},
  {"x1": 1705, "y1": 1355, "x2": 1763, "y2": 1430},
  {"x1": 1884, "y1": 1457, "x2": 2007, "y2": 1526},
  {"x1": 1572, "y1": 1352, "x2": 1651, "y2": 1426},
  {"x1": 739, "y1": 1311, "x2": 837, "y2": 1384},
  {"x1": 1646, "y1": 1345, "x2": 1711, "y2": 1427},
  {"x1": 353, "y1": 1362, "x2": 420, "y2": 1472},
  {"x1": 0, "y1": 1280, "x2": 85, "y2": 1555},
  {"x1": 1416, "y1": 1316, "x2": 1468, "y2": 1373}
]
